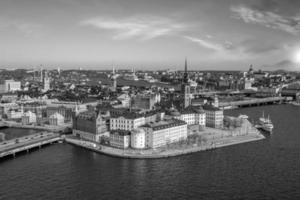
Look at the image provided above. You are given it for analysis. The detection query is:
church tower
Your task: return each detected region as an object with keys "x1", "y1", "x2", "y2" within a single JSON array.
[
  {"x1": 182, "y1": 58, "x2": 191, "y2": 108},
  {"x1": 43, "y1": 70, "x2": 50, "y2": 92},
  {"x1": 112, "y1": 66, "x2": 117, "y2": 92}
]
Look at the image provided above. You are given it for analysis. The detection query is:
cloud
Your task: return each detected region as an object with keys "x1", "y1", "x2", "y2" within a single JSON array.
[
  {"x1": 80, "y1": 16, "x2": 186, "y2": 40},
  {"x1": 184, "y1": 36, "x2": 232, "y2": 51},
  {"x1": 231, "y1": 5, "x2": 300, "y2": 35}
]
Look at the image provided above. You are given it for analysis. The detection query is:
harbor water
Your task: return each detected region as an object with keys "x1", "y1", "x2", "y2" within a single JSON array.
[{"x1": 0, "y1": 104, "x2": 300, "y2": 199}]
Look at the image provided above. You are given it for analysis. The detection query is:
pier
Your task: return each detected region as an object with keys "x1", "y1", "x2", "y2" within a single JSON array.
[{"x1": 0, "y1": 132, "x2": 62, "y2": 159}]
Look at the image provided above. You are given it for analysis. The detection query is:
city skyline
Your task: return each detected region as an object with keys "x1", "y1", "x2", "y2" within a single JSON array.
[{"x1": 1, "y1": 0, "x2": 300, "y2": 70}]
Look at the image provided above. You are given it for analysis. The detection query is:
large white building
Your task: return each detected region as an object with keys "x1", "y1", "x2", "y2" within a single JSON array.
[
  {"x1": 174, "y1": 106, "x2": 206, "y2": 127},
  {"x1": 142, "y1": 119, "x2": 187, "y2": 149},
  {"x1": 0, "y1": 80, "x2": 21, "y2": 93},
  {"x1": 110, "y1": 113, "x2": 146, "y2": 131}
]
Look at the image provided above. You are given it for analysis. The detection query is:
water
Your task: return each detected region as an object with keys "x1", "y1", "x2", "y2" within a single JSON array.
[{"x1": 0, "y1": 105, "x2": 300, "y2": 200}]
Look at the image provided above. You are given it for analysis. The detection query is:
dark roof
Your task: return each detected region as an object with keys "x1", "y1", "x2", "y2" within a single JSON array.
[
  {"x1": 203, "y1": 104, "x2": 221, "y2": 111},
  {"x1": 180, "y1": 106, "x2": 205, "y2": 114},
  {"x1": 142, "y1": 118, "x2": 186, "y2": 131}
]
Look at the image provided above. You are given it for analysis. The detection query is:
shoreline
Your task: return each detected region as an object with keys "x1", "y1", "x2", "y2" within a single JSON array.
[{"x1": 65, "y1": 133, "x2": 265, "y2": 159}]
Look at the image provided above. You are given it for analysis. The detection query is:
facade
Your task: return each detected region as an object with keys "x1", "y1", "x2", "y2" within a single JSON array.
[
  {"x1": 203, "y1": 104, "x2": 224, "y2": 128},
  {"x1": 49, "y1": 112, "x2": 65, "y2": 126},
  {"x1": 142, "y1": 119, "x2": 187, "y2": 149},
  {"x1": 109, "y1": 130, "x2": 130, "y2": 148},
  {"x1": 72, "y1": 110, "x2": 108, "y2": 142},
  {"x1": 22, "y1": 111, "x2": 37, "y2": 125},
  {"x1": 0, "y1": 80, "x2": 21, "y2": 93},
  {"x1": 110, "y1": 113, "x2": 146, "y2": 131},
  {"x1": 46, "y1": 105, "x2": 73, "y2": 122},
  {"x1": 175, "y1": 106, "x2": 206, "y2": 127},
  {"x1": 132, "y1": 93, "x2": 160, "y2": 111},
  {"x1": 130, "y1": 128, "x2": 146, "y2": 149},
  {"x1": 7, "y1": 109, "x2": 22, "y2": 119}
]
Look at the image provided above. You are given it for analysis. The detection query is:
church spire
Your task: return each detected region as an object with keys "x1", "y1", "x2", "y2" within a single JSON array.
[{"x1": 183, "y1": 57, "x2": 188, "y2": 84}]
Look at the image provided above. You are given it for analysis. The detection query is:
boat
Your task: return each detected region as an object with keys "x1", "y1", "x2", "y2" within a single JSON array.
[
  {"x1": 291, "y1": 102, "x2": 300, "y2": 106},
  {"x1": 258, "y1": 112, "x2": 274, "y2": 133}
]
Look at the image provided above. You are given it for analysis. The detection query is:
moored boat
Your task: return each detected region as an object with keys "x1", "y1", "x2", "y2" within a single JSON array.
[{"x1": 258, "y1": 112, "x2": 274, "y2": 133}]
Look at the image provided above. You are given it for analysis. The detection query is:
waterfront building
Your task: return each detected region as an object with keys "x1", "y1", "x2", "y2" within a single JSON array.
[
  {"x1": 142, "y1": 119, "x2": 187, "y2": 149},
  {"x1": 72, "y1": 110, "x2": 108, "y2": 142},
  {"x1": 49, "y1": 112, "x2": 65, "y2": 126},
  {"x1": 203, "y1": 104, "x2": 224, "y2": 128},
  {"x1": 130, "y1": 128, "x2": 146, "y2": 149},
  {"x1": 21, "y1": 111, "x2": 37, "y2": 125},
  {"x1": 109, "y1": 130, "x2": 131, "y2": 148}
]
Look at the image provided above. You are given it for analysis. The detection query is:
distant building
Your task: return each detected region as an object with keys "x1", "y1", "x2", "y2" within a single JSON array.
[
  {"x1": 43, "y1": 71, "x2": 50, "y2": 92},
  {"x1": 49, "y1": 112, "x2": 65, "y2": 126},
  {"x1": 7, "y1": 108, "x2": 23, "y2": 119},
  {"x1": 132, "y1": 93, "x2": 160, "y2": 111},
  {"x1": 142, "y1": 119, "x2": 187, "y2": 149},
  {"x1": 22, "y1": 111, "x2": 37, "y2": 125},
  {"x1": 0, "y1": 80, "x2": 21, "y2": 93},
  {"x1": 117, "y1": 93, "x2": 131, "y2": 107},
  {"x1": 46, "y1": 105, "x2": 73, "y2": 122}
]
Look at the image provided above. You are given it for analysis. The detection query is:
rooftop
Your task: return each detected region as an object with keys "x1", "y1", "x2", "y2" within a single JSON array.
[{"x1": 142, "y1": 118, "x2": 186, "y2": 131}]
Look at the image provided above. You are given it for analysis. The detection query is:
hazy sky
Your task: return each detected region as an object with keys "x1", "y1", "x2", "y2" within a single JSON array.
[{"x1": 1, "y1": 0, "x2": 300, "y2": 70}]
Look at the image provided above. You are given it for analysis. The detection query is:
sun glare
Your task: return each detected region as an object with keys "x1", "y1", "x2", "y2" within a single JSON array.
[{"x1": 293, "y1": 50, "x2": 300, "y2": 63}]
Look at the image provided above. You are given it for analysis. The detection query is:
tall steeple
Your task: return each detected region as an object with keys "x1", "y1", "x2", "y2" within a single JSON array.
[
  {"x1": 183, "y1": 57, "x2": 189, "y2": 84},
  {"x1": 182, "y1": 58, "x2": 191, "y2": 109}
]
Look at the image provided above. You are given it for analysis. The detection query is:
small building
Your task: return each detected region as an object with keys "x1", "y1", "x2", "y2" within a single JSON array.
[
  {"x1": 109, "y1": 130, "x2": 131, "y2": 149},
  {"x1": 49, "y1": 112, "x2": 65, "y2": 126},
  {"x1": 22, "y1": 111, "x2": 37, "y2": 125},
  {"x1": 131, "y1": 128, "x2": 146, "y2": 149}
]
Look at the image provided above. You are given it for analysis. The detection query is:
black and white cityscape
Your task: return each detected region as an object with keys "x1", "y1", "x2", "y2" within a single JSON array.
[{"x1": 1, "y1": 0, "x2": 300, "y2": 200}]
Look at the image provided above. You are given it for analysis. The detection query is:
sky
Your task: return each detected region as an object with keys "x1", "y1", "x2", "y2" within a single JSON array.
[{"x1": 1, "y1": 0, "x2": 300, "y2": 70}]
